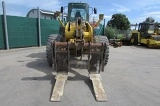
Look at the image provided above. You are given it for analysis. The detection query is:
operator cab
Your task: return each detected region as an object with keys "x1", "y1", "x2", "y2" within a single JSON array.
[
  {"x1": 138, "y1": 23, "x2": 155, "y2": 38},
  {"x1": 67, "y1": 3, "x2": 89, "y2": 22}
]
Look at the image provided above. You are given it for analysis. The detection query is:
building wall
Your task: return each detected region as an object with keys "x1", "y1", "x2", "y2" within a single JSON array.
[
  {"x1": 40, "y1": 13, "x2": 56, "y2": 20},
  {"x1": 27, "y1": 9, "x2": 56, "y2": 20},
  {"x1": 27, "y1": 9, "x2": 38, "y2": 18}
]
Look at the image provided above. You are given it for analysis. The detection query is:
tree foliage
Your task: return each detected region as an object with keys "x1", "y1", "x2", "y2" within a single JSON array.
[
  {"x1": 143, "y1": 17, "x2": 155, "y2": 24},
  {"x1": 143, "y1": 17, "x2": 160, "y2": 28},
  {"x1": 107, "y1": 13, "x2": 130, "y2": 30},
  {"x1": 154, "y1": 21, "x2": 160, "y2": 27},
  {"x1": 105, "y1": 26, "x2": 117, "y2": 39}
]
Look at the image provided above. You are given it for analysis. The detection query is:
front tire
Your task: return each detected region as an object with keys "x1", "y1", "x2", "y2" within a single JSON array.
[
  {"x1": 94, "y1": 36, "x2": 109, "y2": 65},
  {"x1": 46, "y1": 34, "x2": 61, "y2": 66},
  {"x1": 130, "y1": 33, "x2": 138, "y2": 45}
]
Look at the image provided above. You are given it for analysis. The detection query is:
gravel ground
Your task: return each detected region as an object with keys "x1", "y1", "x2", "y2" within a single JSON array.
[{"x1": 0, "y1": 46, "x2": 160, "y2": 106}]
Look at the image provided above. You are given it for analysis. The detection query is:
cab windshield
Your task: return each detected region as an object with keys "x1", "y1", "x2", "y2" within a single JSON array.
[
  {"x1": 70, "y1": 8, "x2": 87, "y2": 21},
  {"x1": 148, "y1": 25, "x2": 154, "y2": 30},
  {"x1": 148, "y1": 25, "x2": 155, "y2": 34}
]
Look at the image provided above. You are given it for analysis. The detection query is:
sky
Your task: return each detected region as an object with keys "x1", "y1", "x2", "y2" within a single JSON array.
[{"x1": 1, "y1": 0, "x2": 160, "y2": 24}]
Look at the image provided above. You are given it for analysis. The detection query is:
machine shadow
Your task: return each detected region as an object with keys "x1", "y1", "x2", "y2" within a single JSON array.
[
  {"x1": 22, "y1": 52, "x2": 55, "y2": 81},
  {"x1": 22, "y1": 51, "x2": 95, "y2": 100}
]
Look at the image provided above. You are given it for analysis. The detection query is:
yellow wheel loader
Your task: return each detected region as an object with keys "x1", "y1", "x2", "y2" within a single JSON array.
[
  {"x1": 46, "y1": 2, "x2": 109, "y2": 102},
  {"x1": 130, "y1": 23, "x2": 160, "y2": 47}
]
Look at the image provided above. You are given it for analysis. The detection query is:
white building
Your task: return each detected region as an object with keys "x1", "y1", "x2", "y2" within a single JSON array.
[{"x1": 26, "y1": 9, "x2": 57, "y2": 20}]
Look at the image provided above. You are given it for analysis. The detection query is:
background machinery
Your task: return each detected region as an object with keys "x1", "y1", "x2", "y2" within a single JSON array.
[
  {"x1": 46, "y1": 2, "x2": 109, "y2": 102},
  {"x1": 130, "y1": 23, "x2": 160, "y2": 47}
]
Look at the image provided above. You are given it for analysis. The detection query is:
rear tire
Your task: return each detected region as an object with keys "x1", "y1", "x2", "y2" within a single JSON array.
[
  {"x1": 46, "y1": 34, "x2": 62, "y2": 66},
  {"x1": 94, "y1": 36, "x2": 109, "y2": 65}
]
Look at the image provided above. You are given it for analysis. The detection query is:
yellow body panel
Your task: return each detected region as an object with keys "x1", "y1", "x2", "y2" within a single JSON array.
[
  {"x1": 130, "y1": 30, "x2": 160, "y2": 47},
  {"x1": 155, "y1": 41, "x2": 160, "y2": 46},
  {"x1": 141, "y1": 39, "x2": 160, "y2": 44},
  {"x1": 65, "y1": 22, "x2": 93, "y2": 42},
  {"x1": 130, "y1": 30, "x2": 140, "y2": 42},
  {"x1": 140, "y1": 39, "x2": 147, "y2": 44}
]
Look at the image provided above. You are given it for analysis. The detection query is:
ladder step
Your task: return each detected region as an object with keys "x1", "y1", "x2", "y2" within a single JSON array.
[
  {"x1": 50, "y1": 73, "x2": 68, "y2": 102},
  {"x1": 90, "y1": 74, "x2": 107, "y2": 102}
]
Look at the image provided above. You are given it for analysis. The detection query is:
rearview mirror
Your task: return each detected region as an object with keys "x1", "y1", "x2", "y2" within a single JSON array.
[
  {"x1": 60, "y1": 6, "x2": 63, "y2": 13},
  {"x1": 94, "y1": 8, "x2": 97, "y2": 14}
]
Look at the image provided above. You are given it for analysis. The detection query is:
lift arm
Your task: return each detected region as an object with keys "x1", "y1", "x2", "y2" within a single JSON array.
[{"x1": 92, "y1": 14, "x2": 104, "y2": 28}]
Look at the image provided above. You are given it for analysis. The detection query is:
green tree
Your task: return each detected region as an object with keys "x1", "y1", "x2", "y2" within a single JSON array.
[
  {"x1": 154, "y1": 21, "x2": 160, "y2": 27},
  {"x1": 107, "y1": 13, "x2": 130, "y2": 30},
  {"x1": 143, "y1": 17, "x2": 155, "y2": 24},
  {"x1": 105, "y1": 26, "x2": 118, "y2": 39}
]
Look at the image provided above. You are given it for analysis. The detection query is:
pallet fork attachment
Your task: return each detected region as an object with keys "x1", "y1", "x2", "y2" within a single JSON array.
[{"x1": 50, "y1": 41, "x2": 107, "y2": 102}]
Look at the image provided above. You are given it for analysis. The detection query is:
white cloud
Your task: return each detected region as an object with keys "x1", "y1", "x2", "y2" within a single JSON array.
[
  {"x1": 129, "y1": 17, "x2": 145, "y2": 24},
  {"x1": 142, "y1": 6, "x2": 160, "y2": 11},
  {"x1": 112, "y1": 3, "x2": 130, "y2": 13},
  {"x1": 130, "y1": 11, "x2": 160, "y2": 24},
  {"x1": 104, "y1": 15, "x2": 111, "y2": 19},
  {"x1": 142, "y1": 11, "x2": 160, "y2": 18},
  {"x1": 129, "y1": 0, "x2": 160, "y2": 10}
]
